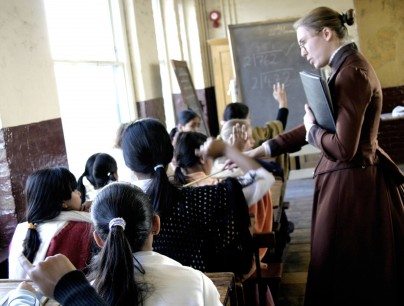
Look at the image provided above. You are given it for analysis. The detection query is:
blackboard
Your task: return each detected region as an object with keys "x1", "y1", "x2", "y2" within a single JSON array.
[
  {"x1": 229, "y1": 19, "x2": 318, "y2": 131},
  {"x1": 171, "y1": 60, "x2": 210, "y2": 136}
]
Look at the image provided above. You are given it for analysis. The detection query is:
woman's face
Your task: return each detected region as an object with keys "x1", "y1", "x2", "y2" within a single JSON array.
[
  {"x1": 296, "y1": 26, "x2": 330, "y2": 69},
  {"x1": 179, "y1": 117, "x2": 201, "y2": 132}
]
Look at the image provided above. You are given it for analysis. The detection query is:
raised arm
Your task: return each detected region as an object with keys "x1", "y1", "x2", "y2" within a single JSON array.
[
  {"x1": 196, "y1": 129, "x2": 260, "y2": 174},
  {"x1": 273, "y1": 82, "x2": 288, "y2": 109},
  {"x1": 196, "y1": 126, "x2": 275, "y2": 206},
  {"x1": 273, "y1": 82, "x2": 289, "y2": 129}
]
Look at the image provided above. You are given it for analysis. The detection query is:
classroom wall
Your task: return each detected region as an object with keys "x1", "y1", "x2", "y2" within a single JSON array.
[
  {"x1": 0, "y1": 0, "x2": 68, "y2": 270},
  {"x1": 205, "y1": 0, "x2": 357, "y2": 42},
  {"x1": 204, "y1": 0, "x2": 404, "y2": 91},
  {"x1": 354, "y1": 0, "x2": 404, "y2": 88},
  {"x1": 0, "y1": 0, "x2": 60, "y2": 128}
]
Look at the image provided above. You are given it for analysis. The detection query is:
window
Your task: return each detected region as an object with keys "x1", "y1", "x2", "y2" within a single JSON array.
[{"x1": 44, "y1": 0, "x2": 135, "y2": 177}]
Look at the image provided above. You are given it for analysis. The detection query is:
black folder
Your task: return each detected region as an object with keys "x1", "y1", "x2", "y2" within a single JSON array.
[{"x1": 299, "y1": 71, "x2": 336, "y2": 133}]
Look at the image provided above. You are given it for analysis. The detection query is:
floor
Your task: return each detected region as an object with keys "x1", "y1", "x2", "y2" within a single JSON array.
[
  {"x1": 277, "y1": 177, "x2": 314, "y2": 306},
  {"x1": 276, "y1": 163, "x2": 404, "y2": 306}
]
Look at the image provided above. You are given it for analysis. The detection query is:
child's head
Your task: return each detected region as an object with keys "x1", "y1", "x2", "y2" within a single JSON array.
[
  {"x1": 91, "y1": 153, "x2": 118, "y2": 187},
  {"x1": 91, "y1": 182, "x2": 155, "y2": 255},
  {"x1": 25, "y1": 166, "x2": 79, "y2": 221},
  {"x1": 82, "y1": 153, "x2": 118, "y2": 187},
  {"x1": 122, "y1": 118, "x2": 173, "y2": 175},
  {"x1": 122, "y1": 118, "x2": 179, "y2": 214},
  {"x1": 89, "y1": 182, "x2": 156, "y2": 305},
  {"x1": 23, "y1": 166, "x2": 80, "y2": 262},
  {"x1": 220, "y1": 119, "x2": 255, "y2": 151},
  {"x1": 177, "y1": 109, "x2": 201, "y2": 132},
  {"x1": 222, "y1": 102, "x2": 250, "y2": 122},
  {"x1": 77, "y1": 153, "x2": 118, "y2": 203},
  {"x1": 173, "y1": 131, "x2": 209, "y2": 184}
]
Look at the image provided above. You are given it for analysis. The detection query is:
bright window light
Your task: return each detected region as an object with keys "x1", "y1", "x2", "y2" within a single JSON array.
[{"x1": 44, "y1": 0, "x2": 134, "y2": 177}]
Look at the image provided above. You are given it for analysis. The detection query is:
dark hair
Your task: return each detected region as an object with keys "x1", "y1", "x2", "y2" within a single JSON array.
[
  {"x1": 170, "y1": 109, "x2": 201, "y2": 141},
  {"x1": 23, "y1": 167, "x2": 77, "y2": 262},
  {"x1": 89, "y1": 183, "x2": 153, "y2": 305},
  {"x1": 223, "y1": 103, "x2": 249, "y2": 121},
  {"x1": 178, "y1": 109, "x2": 200, "y2": 126},
  {"x1": 122, "y1": 118, "x2": 180, "y2": 215},
  {"x1": 77, "y1": 153, "x2": 118, "y2": 203},
  {"x1": 173, "y1": 132, "x2": 207, "y2": 185},
  {"x1": 169, "y1": 127, "x2": 179, "y2": 142},
  {"x1": 294, "y1": 7, "x2": 355, "y2": 40}
]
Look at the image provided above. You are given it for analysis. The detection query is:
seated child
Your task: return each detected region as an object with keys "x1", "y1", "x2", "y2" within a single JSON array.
[
  {"x1": 8, "y1": 167, "x2": 93, "y2": 279},
  {"x1": 77, "y1": 153, "x2": 118, "y2": 203}
]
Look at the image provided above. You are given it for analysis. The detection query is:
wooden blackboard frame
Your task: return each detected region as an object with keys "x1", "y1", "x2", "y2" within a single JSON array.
[
  {"x1": 228, "y1": 18, "x2": 318, "y2": 131},
  {"x1": 171, "y1": 60, "x2": 210, "y2": 136}
]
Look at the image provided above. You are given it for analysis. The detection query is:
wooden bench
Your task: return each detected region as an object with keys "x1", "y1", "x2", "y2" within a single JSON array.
[{"x1": 1, "y1": 274, "x2": 238, "y2": 306}]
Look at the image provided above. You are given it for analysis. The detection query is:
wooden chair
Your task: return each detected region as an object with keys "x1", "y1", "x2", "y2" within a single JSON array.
[{"x1": 239, "y1": 232, "x2": 283, "y2": 306}]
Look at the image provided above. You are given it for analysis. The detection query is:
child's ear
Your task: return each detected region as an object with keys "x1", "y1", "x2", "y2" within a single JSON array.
[
  {"x1": 93, "y1": 231, "x2": 104, "y2": 248},
  {"x1": 152, "y1": 215, "x2": 161, "y2": 235}
]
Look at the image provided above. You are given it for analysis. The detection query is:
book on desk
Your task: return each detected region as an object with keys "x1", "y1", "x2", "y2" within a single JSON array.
[{"x1": 299, "y1": 71, "x2": 336, "y2": 133}]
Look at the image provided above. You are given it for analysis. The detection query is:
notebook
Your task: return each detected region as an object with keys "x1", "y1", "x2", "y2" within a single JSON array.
[{"x1": 299, "y1": 71, "x2": 336, "y2": 133}]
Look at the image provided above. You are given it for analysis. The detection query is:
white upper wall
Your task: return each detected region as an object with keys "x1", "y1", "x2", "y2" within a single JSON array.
[
  {"x1": 0, "y1": 0, "x2": 60, "y2": 128},
  {"x1": 206, "y1": 0, "x2": 358, "y2": 43}
]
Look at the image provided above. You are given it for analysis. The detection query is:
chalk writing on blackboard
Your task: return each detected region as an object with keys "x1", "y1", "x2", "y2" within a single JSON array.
[{"x1": 229, "y1": 19, "x2": 317, "y2": 131}]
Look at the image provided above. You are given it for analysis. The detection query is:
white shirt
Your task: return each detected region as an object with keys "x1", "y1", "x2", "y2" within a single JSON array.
[
  {"x1": 8, "y1": 211, "x2": 92, "y2": 279},
  {"x1": 7, "y1": 289, "x2": 41, "y2": 306},
  {"x1": 134, "y1": 251, "x2": 222, "y2": 306}
]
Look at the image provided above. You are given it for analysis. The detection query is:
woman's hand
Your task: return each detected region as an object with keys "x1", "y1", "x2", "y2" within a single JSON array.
[
  {"x1": 304, "y1": 104, "x2": 316, "y2": 132},
  {"x1": 18, "y1": 254, "x2": 76, "y2": 298}
]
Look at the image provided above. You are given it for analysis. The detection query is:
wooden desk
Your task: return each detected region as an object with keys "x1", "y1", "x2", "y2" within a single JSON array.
[
  {"x1": 379, "y1": 115, "x2": 404, "y2": 164},
  {"x1": 206, "y1": 272, "x2": 236, "y2": 306},
  {"x1": 0, "y1": 280, "x2": 58, "y2": 305},
  {"x1": 1, "y1": 273, "x2": 236, "y2": 306}
]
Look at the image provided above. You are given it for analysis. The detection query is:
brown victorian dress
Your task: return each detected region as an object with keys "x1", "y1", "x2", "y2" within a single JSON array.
[{"x1": 266, "y1": 43, "x2": 404, "y2": 306}]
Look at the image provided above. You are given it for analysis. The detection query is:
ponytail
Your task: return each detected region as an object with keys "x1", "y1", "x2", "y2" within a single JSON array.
[
  {"x1": 91, "y1": 226, "x2": 146, "y2": 305},
  {"x1": 174, "y1": 166, "x2": 187, "y2": 186},
  {"x1": 89, "y1": 183, "x2": 154, "y2": 305},
  {"x1": 22, "y1": 225, "x2": 41, "y2": 263},
  {"x1": 77, "y1": 173, "x2": 87, "y2": 204},
  {"x1": 23, "y1": 167, "x2": 77, "y2": 262},
  {"x1": 147, "y1": 166, "x2": 179, "y2": 216},
  {"x1": 122, "y1": 118, "x2": 181, "y2": 216}
]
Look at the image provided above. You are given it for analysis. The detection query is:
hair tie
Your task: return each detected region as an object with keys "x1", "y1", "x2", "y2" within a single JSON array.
[
  {"x1": 154, "y1": 164, "x2": 164, "y2": 171},
  {"x1": 28, "y1": 223, "x2": 36, "y2": 230},
  {"x1": 109, "y1": 217, "x2": 126, "y2": 231},
  {"x1": 339, "y1": 13, "x2": 347, "y2": 25}
]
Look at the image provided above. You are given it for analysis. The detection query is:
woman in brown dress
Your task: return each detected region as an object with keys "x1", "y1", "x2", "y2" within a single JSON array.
[{"x1": 247, "y1": 6, "x2": 404, "y2": 306}]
